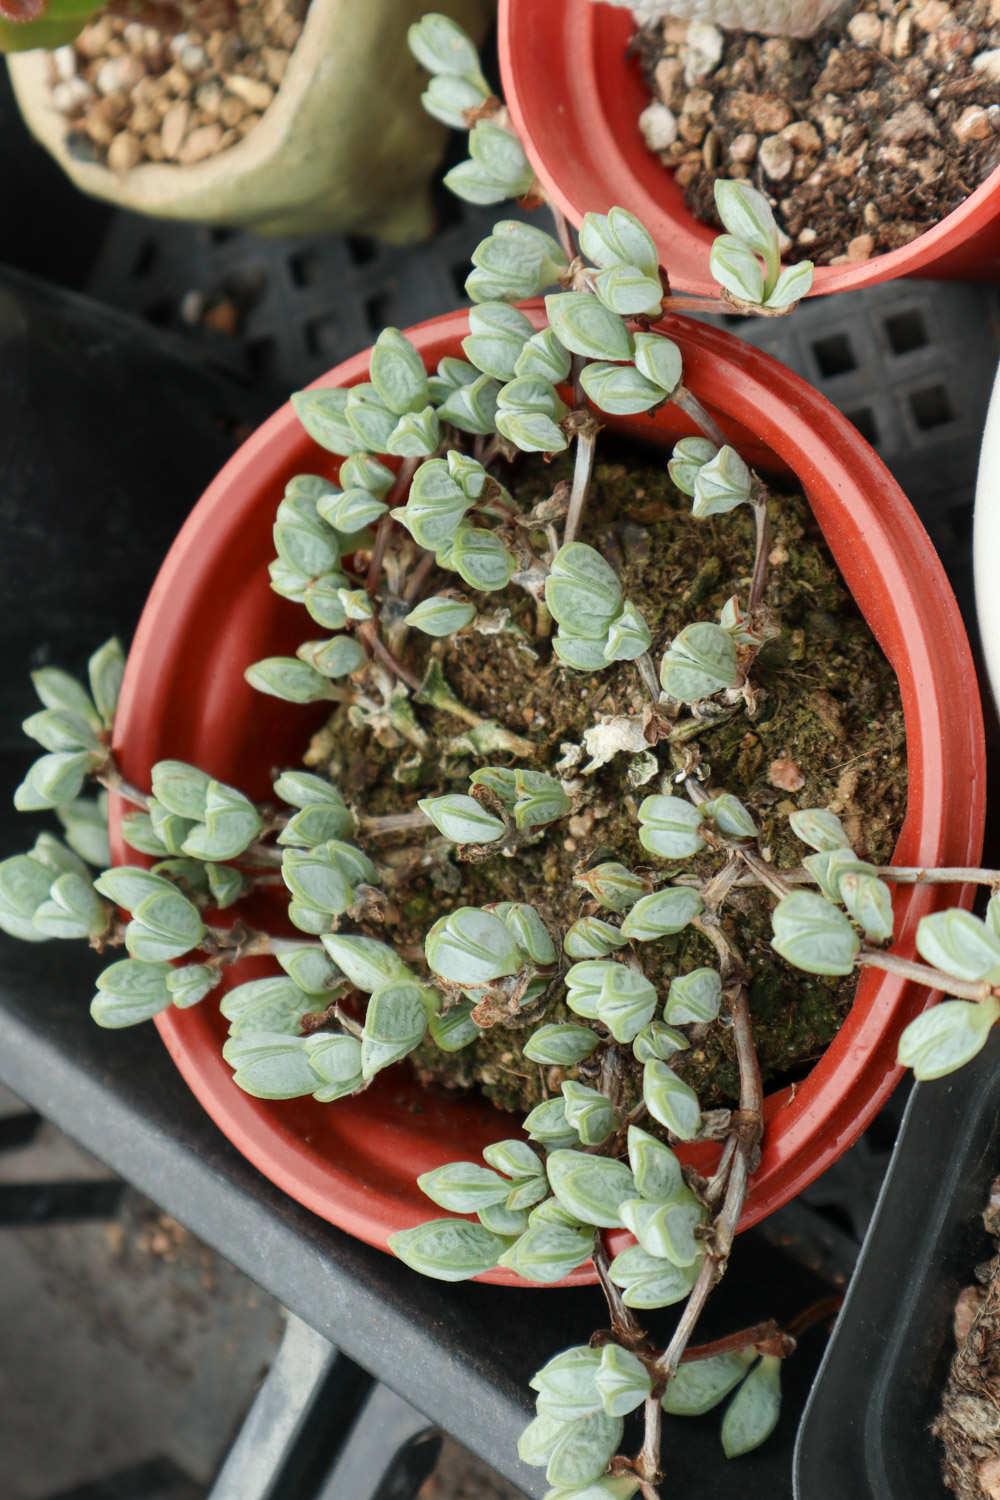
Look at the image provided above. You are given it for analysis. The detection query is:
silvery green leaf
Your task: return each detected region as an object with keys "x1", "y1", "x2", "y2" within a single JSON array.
[
  {"x1": 361, "y1": 979, "x2": 429, "y2": 1079},
  {"x1": 765, "y1": 260, "x2": 814, "y2": 309},
  {"x1": 278, "y1": 802, "x2": 355, "y2": 848},
  {"x1": 542, "y1": 1472, "x2": 641, "y2": 1500},
  {"x1": 579, "y1": 361, "x2": 663, "y2": 417},
  {"x1": 691, "y1": 445, "x2": 753, "y2": 519},
  {"x1": 771, "y1": 890, "x2": 860, "y2": 976},
  {"x1": 150, "y1": 855, "x2": 209, "y2": 897},
  {"x1": 621, "y1": 886, "x2": 703, "y2": 942},
  {"x1": 125, "y1": 887, "x2": 205, "y2": 962},
  {"x1": 57, "y1": 794, "x2": 110, "y2": 868},
  {"x1": 718, "y1": 595, "x2": 759, "y2": 645},
  {"x1": 607, "y1": 1242, "x2": 700, "y2": 1305},
  {"x1": 546, "y1": 543, "x2": 624, "y2": 638},
  {"x1": 574, "y1": 861, "x2": 645, "y2": 913},
  {"x1": 483, "y1": 1138, "x2": 544, "y2": 1179},
  {"x1": 150, "y1": 760, "x2": 210, "y2": 821},
  {"x1": 318, "y1": 489, "x2": 387, "y2": 534},
  {"x1": 274, "y1": 512, "x2": 339, "y2": 579},
  {"x1": 668, "y1": 435, "x2": 719, "y2": 496},
  {"x1": 659, "y1": 622, "x2": 739, "y2": 703},
  {"x1": 206, "y1": 862, "x2": 247, "y2": 909},
  {"x1": 497, "y1": 901, "x2": 556, "y2": 965},
  {"x1": 94, "y1": 865, "x2": 175, "y2": 912},
  {"x1": 495, "y1": 409, "x2": 567, "y2": 453},
  {"x1": 370, "y1": 327, "x2": 429, "y2": 415},
  {"x1": 839, "y1": 871, "x2": 894, "y2": 942},
  {"x1": 710, "y1": 234, "x2": 766, "y2": 305},
  {"x1": 407, "y1": 11, "x2": 486, "y2": 85},
  {"x1": 897, "y1": 998, "x2": 999, "y2": 1079},
  {"x1": 480, "y1": 218, "x2": 568, "y2": 286},
  {"x1": 387, "y1": 406, "x2": 440, "y2": 458},
  {"x1": 120, "y1": 812, "x2": 168, "y2": 858},
  {"x1": 553, "y1": 634, "x2": 611, "y2": 672},
  {"x1": 478, "y1": 1201, "x2": 530, "y2": 1237},
  {"x1": 497, "y1": 375, "x2": 567, "y2": 420},
  {"x1": 524, "y1": 1097, "x2": 577, "y2": 1148},
  {"x1": 721, "y1": 1354, "x2": 782, "y2": 1458},
  {"x1": 22, "y1": 707, "x2": 102, "y2": 754},
  {"x1": 182, "y1": 780, "x2": 263, "y2": 862},
  {"x1": 596, "y1": 966, "x2": 658, "y2": 1044},
  {"x1": 268, "y1": 559, "x2": 312, "y2": 604},
  {"x1": 288, "y1": 903, "x2": 329, "y2": 936},
  {"x1": 643, "y1": 1060, "x2": 701, "y2": 1139},
  {"x1": 276, "y1": 943, "x2": 342, "y2": 996},
  {"x1": 91, "y1": 958, "x2": 172, "y2": 1027},
  {"x1": 245, "y1": 657, "x2": 332, "y2": 703},
  {"x1": 714, "y1": 180, "x2": 781, "y2": 265},
  {"x1": 637, "y1": 795, "x2": 705, "y2": 860},
  {"x1": 436, "y1": 373, "x2": 500, "y2": 435},
  {"x1": 388, "y1": 1218, "x2": 506, "y2": 1281},
  {"x1": 290, "y1": 390, "x2": 359, "y2": 456},
  {"x1": 393, "y1": 459, "x2": 472, "y2": 550},
  {"x1": 302, "y1": 574, "x2": 350, "y2": 630},
  {"x1": 917, "y1": 909, "x2": 1000, "y2": 983},
  {"x1": 345, "y1": 383, "x2": 398, "y2": 451},
  {"x1": 468, "y1": 119, "x2": 534, "y2": 194},
  {"x1": 282, "y1": 846, "x2": 353, "y2": 916},
  {"x1": 628, "y1": 1125, "x2": 684, "y2": 1204},
  {"x1": 428, "y1": 357, "x2": 479, "y2": 401},
  {"x1": 274, "y1": 769, "x2": 349, "y2": 810},
  {"x1": 469, "y1": 765, "x2": 518, "y2": 806},
  {"x1": 789, "y1": 807, "x2": 851, "y2": 853},
  {"x1": 449, "y1": 525, "x2": 515, "y2": 592},
  {"x1": 661, "y1": 1351, "x2": 756, "y2": 1416},
  {"x1": 444, "y1": 158, "x2": 514, "y2": 206},
  {"x1": 222, "y1": 1031, "x2": 321, "y2": 1099},
  {"x1": 418, "y1": 1160, "x2": 510, "y2": 1212},
  {"x1": 515, "y1": 328, "x2": 571, "y2": 383},
  {"x1": 297, "y1": 635, "x2": 366, "y2": 679},
  {"x1": 30, "y1": 666, "x2": 100, "y2": 730},
  {"x1": 701, "y1": 792, "x2": 757, "y2": 839},
  {"x1": 524, "y1": 1023, "x2": 599, "y2": 1066},
  {"x1": 530, "y1": 1197, "x2": 583, "y2": 1229},
  {"x1": 632, "y1": 1020, "x2": 689, "y2": 1068},
  {"x1": 546, "y1": 1150, "x2": 636, "y2": 1228},
  {"x1": 166, "y1": 963, "x2": 217, "y2": 1008},
  {"x1": 15, "y1": 750, "x2": 94, "y2": 811},
  {"x1": 447, "y1": 449, "x2": 491, "y2": 498},
  {"x1": 512, "y1": 770, "x2": 570, "y2": 830},
  {"x1": 632, "y1": 332, "x2": 683, "y2": 396},
  {"x1": 405, "y1": 596, "x2": 477, "y2": 639},
  {"x1": 544, "y1": 293, "x2": 633, "y2": 362},
  {"x1": 321, "y1": 933, "x2": 416, "y2": 992},
  {"x1": 465, "y1": 265, "x2": 537, "y2": 304},
  {"x1": 305, "y1": 1032, "x2": 364, "y2": 1101},
  {"x1": 564, "y1": 916, "x2": 627, "y2": 960},
  {"x1": 418, "y1": 793, "x2": 505, "y2": 844},
  {"x1": 32, "y1": 871, "x2": 108, "y2": 940},
  {"x1": 594, "y1": 263, "x2": 663, "y2": 317},
  {"x1": 498, "y1": 1223, "x2": 596, "y2": 1285},
  {"x1": 561, "y1": 1080, "x2": 618, "y2": 1145},
  {"x1": 580, "y1": 206, "x2": 659, "y2": 278},
  {"x1": 665, "y1": 967, "x2": 722, "y2": 1025},
  {"x1": 341, "y1": 452, "x2": 393, "y2": 495},
  {"x1": 220, "y1": 976, "x2": 314, "y2": 1036},
  {"x1": 505, "y1": 1174, "x2": 549, "y2": 1211},
  {"x1": 623, "y1": 1192, "x2": 704, "y2": 1266},
  {"x1": 530, "y1": 1345, "x2": 602, "y2": 1419},
  {"x1": 517, "y1": 1409, "x2": 571, "y2": 1468},
  {"x1": 338, "y1": 589, "x2": 374, "y2": 623},
  {"x1": 29, "y1": 833, "x2": 90, "y2": 881},
  {"x1": 463, "y1": 301, "x2": 535, "y2": 379},
  {"x1": 426, "y1": 905, "x2": 523, "y2": 985},
  {"x1": 546, "y1": 1410, "x2": 623, "y2": 1490},
  {"x1": 596, "y1": 1344, "x2": 652, "y2": 1418},
  {"x1": 422, "y1": 71, "x2": 488, "y2": 128}
]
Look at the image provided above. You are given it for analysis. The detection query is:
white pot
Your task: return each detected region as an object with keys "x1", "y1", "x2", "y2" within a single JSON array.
[{"x1": 974, "y1": 362, "x2": 1000, "y2": 708}]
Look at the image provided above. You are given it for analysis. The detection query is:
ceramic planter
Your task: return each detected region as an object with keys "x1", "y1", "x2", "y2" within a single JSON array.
[
  {"x1": 108, "y1": 306, "x2": 984, "y2": 1285},
  {"x1": 499, "y1": 0, "x2": 1000, "y2": 297},
  {"x1": 7, "y1": 0, "x2": 489, "y2": 239}
]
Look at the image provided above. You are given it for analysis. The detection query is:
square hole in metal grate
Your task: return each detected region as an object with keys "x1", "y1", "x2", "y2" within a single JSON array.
[
  {"x1": 884, "y1": 309, "x2": 929, "y2": 356},
  {"x1": 910, "y1": 384, "x2": 954, "y2": 431},
  {"x1": 812, "y1": 332, "x2": 856, "y2": 377},
  {"x1": 845, "y1": 406, "x2": 880, "y2": 446}
]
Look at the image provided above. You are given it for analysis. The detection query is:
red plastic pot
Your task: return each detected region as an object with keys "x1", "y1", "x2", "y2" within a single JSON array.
[
  {"x1": 499, "y1": 0, "x2": 1000, "y2": 297},
  {"x1": 109, "y1": 307, "x2": 984, "y2": 1287}
]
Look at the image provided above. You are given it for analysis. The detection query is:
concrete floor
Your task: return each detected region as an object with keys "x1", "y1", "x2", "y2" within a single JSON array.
[{"x1": 0, "y1": 1084, "x2": 524, "y2": 1500}]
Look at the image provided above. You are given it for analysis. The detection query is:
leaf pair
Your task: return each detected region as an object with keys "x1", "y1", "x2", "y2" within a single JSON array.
[
  {"x1": 710, "y1": 180, "x2": 813, "y2": 311},
  {"x1": 545, "y1": 544, "x2": 652, "y2": 672}
]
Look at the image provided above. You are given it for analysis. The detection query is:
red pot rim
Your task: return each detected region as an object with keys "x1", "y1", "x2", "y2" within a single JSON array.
[
  {"x1": 110, "y1": 306, "x2": 984, "y2": 1288},
  {"x1": 499, "y1": 0, "x2": 1000, "y2": 296}
]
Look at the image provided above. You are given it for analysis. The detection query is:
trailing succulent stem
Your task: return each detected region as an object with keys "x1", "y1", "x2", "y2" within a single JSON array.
[{"x1": 0, "y1": 17, "x2": 993, "y2": 1497}]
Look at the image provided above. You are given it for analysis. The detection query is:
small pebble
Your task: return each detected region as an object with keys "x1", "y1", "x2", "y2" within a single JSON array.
[
  {"x1": 51, "y1": 44, "x2": 77, "y2": 80},
  {"x1": 224, "y1": 73, "x2": 274, "y2": 111},
  {"x1": 846, "y1": 232, "x2": 875, "y2": 259},
  {"x1": 639, "y1": 100, "x2": 678, "y2": 150},
  {"x1": 107, "y1": 130, "x2": 142, "y2": 174},
  {"x1": 972, "y1": 48, "x2": 1000, "y2": 83},
  {"x1": 51, "y1": 77, "x2": 92, "y2": 114},
  {"x1": 781, "y1": 120, "x2": 822, "y2": 153},
  {"x1": 683, "y1": 21, "x2": 723, "y2": 84},
  {"x1": 847, "y1": 11, "x2": 883, "y2": 44},
  {"x1": 768, "y1": 758, "x2": 805, "y2": 792},
  {"x1": 759, "y1": 133, "x2": 794, "y2": 179},
  {"x1": 160, "y1": 99, "x2": 190, "y2": 158},
  {"x1": 179, "y1": 43, "x2": 209, "y2": 75},
  {"x1": 914, "y1": 0, "x2": 951, "y2": 27},
  {"x1": 95, "y1": 54, "x2": 143, "y2": 96},
  {"x1": 978, "y1": 1458, "x2": 1000, "y2": 1500},
  {"x1": 178, "y1": 121, "x2": 223, "y2": 163},
  {"x1": 729, "y1": 130, "x2": 758, "y2": 162},
  {"x1": 882, "y1": 101, "x2": 937, "y2": 142},
  {"x1": 952, "y1": 1284, "x2": 984, "y2": 1343},
  {"x1": 953, "y1": 104, "x2": 992, "y2": 142}
]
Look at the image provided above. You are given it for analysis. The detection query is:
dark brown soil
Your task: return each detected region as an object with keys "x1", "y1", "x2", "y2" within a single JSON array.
[
  {"x1": 933, "y1": 1175, "x2": 1000, "y2": 1499},
  {"x1": 307, "y1": 442, "x2": 907, "y2": 1115},
  {"x1": 633, "y1": 0, "x2": 1000, "y2": 267}
]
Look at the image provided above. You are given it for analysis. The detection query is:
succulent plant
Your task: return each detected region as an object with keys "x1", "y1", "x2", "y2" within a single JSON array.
[{"x1": 2, "y1": 17, "x2": 995, "y2": 1494}]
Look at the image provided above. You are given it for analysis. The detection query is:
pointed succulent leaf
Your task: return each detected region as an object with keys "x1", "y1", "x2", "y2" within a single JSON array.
[
  {"x1": 245, "y1": 657, "x2": 332, "y2": 703},
  {"x1": 771, "y1": 890, "x2": 860, "y2": 976},
  {"x1": 387, "y1": 406, "x2": 440, "y2": 458},
  {"x1": 181, "y1": 780, "x2": 263, "y2": 862},
  {"x1": 166, "y1": 963, "x2": 217, "y2": 1009},
  {"x1": 721, "y1": 1355, "x2": 782, "y2": 1458},
  {"x1": 369, "y1": 327, "x2": 428, "y2": 415},
  {"x1": 596, "y1": 966, "x2": 658, "y2": 1044},
  {"x1": 15, "y1": 750, "x2": 94, "y2": 811},
  {"x1": 691, "y1": 445, "x2": 753, "y2": 519},
  {"x1": 593, "y1": 263, "x2": 663, "y2": 317},
  {"x1": 628, "y1": 1125, "x2": 685, "y2": 1204},
  {"x1": 524, "y1": 1097, "x2": 578, "y2": 1149},
  {"x1": 621, "y1": 886, "x2": 703, "y2": 941},
  {"x1": 301, "y1": 573, "x2": 349, "y2": 629},
  {"x1": 207, "y1": 862, "x2": 247, "y2": 909},
  {"x1": 524, "y1": 1024, "x2": 600, "y2": 1066},
  {"x1": 545, "y1": 543, "x2": 623, "y2": 638},
  {"x1": 428, "y1": 357, "x2": 479, "y2": 401},
  {"x1": 579, "y1": 206, "x2": 659, "y2": 278},
  {"x1": 22, "y1": 707, "x2": 102, "y2": 754},
  {"x1": 462, "y1": 301, "x2": 534, "y2": 380},
  {"x1": 405, "y1": 595, "x2": 478, "y2": 642},
  {"x1": 668, "y1": 435, "x2": 719, "y2": 496},
  {"x1": 665, "y1": 967, "x2": 723, "y2": 1025},
  {"x1": 340, "y1": 452, "x2": 395, "y2": 496},
  {"x1": 643, "y1": 1060, "x2": 701, "y2": 1139},
  {"x1": 802, "y1": 849, "x2": 869, "y2": 903},
  {"x1": 495, "y1": 408, "x2": 567, "y2": 453},
  {"x1": 564, "y1": 916, "x2": 628, "y2": 960},
  {"x1": 282, "y1": 844, "x2": 354, "y2": 916},
  {"x1": 321, "y1": 932, "x2": 416, "y2": 992},
  {"x1": 546, "y1": 1150, "x2": 636, "y2": 1228},
  {"x1": 418, "y1": 793, "x2": 505, "y2": 844},
  {"x1": 425, "y1": 906, "x2": 523, "y2": 985},
  {"x1": 637, "y1": 796, "x2": 705, "y2": 860},
  {"x1": 93, "y1": 865, "x2": 175, "y2": 912},
  {"x1": 714, "y1": 179, "x2": 781, "y2": 267},
  {"x1": 361, "y1": 979, "x2": 429, "y2": 1079},
  {"x1": 32, "y1": 870, "x2": 108, "y2": 940},
  {"x1": 496, "y1": 901, "x2": 557, "y2": 965},
  {"x1": 545, "y1": 1410, "x2": 623, "y2": 1490},
  {"x1": 564, "y1": 960, "x2": 617, "y2": 1020},
  {"x1": 0, "y1": 854, "x2": 59, "y2": 942},
  {"x1": 56, "y1": 794, "x2": 110, "y2": 868},
  {"x1": 608, "y1": 1242, "x2": 701, "y2": 1307},
  {"x1": 710, "y1": 234, "x2": 766, "y2": 305},
  {"x1": 467, "y1": 119, "x2": 534, "y2": 194},
  {"x1": 497, "y1": 1223, "x2": 596, "y2": 1284},
  {"x1": 418, "y1": 1160, "x2": 511, "y2": 1212},
  {"x1": 220, "y1": 976, "x2": 315, "y2": 1036},
  {"x1": 276, "y1": 943, "x2": 343, "y2": 996},
  {"x1": 561, "y1": 1080, "x2": 618, "y2": 1146},
  {"x1": 221, "y1": 1032, "x2": 318, "y2": 1099},
  {"x1": 504, "y1": 1174, "x2": 549, "y2": 1211},
  {"x1": 916, "y1": 909, "x2": 1000, "y2": 983},
  {"x1": 765, "y1": 260, "x2": 814, "y2": 310},
  {"x1": 529, "y1": 1198, "x2": 584, "y2": 1230},
  {"x1": 290, "y1": 391, "x2": 359, "y2": 456},
  {"x1": 273, "y1": 510, "x2": 339, "y2": 579},
  {"x1": 544, "y1": 293, "x2": 633, "y2": 362},
  {"x1": 393, "y1": 458, "x2": 473, "y2": 549},
  {"x1": 632, "y1": 332, "x2": 683, "y2": 396},
  {"x1": 659, "y1": 621, "x2": 740, "y2": 702},
  {"x1": 839, "y1": 871, "x2": 894, "y2": 942},
  {"x1": 574, "y1": 861, "x2": 644, "y2": 912},
  {"x1": 30, "y1": 833, "x2": 91, "y2": 880},
  {"x1": 444, "y1": 157, "x2": 517, "y2": 206},
  {"x1": 304, "y1": 1032, "x2": 363, "y2": 1101},
  {"x1": 274, "y1": 770, "x2": 349, "y2": 811},
  {"x1": 448, "y1": 525, "x2": 515, "y2": 592},
  {"x1": 343, "y1": 382, "x2": 397, "y2": 451},
  {"x1": 91, "y1": 958, "x2": 173, "y2": 1027},
  {"x1": 389, "y1": 1218, "x2": 507, "y2": 1281},
  {"x1": 596, "y1": 1344, "x2": 652, "y2": 1417},
  {"x1": 478, "y1": 1201, "x2": 530, "y2": 1237},
  {"x1": 530, "y1": 1345, "x2": 602, "y2": 1419},
  {"x1": 278, "y1": 802, "x2": 355, "y2": 848},
  {"x1": 515, "y1": 327, "x2": 571, "y2": 383},
  {"x1": 552, "y1": 634, "x2": 610, "y2": 672},
  {"x1": 406, "y1": 11, "x2": 486, "y2": 85},
  {"x1": 318, "y1": 489, "x2": 387, "y2": 534},
  {"x1": 662, "y1": 1351, "x2": 756, "y2": 1416},
  {"x1": 897, "y1": 997, "x2": 999, "y2": 1080},
  {"x1": 124, "y1": 886, "x2": 205, "y2": 962},
  {"x1": 483, "y1": 1139, "x2": 544, "y2": 1179},
  {"x1": 421, "y1": 71, "x2": 489, "y2": 128},
  {"x1": 517, "y1": 1410, "x2": 572, "y2": 1468},
  {"x1": 512, "y1": 769, "x2": 570, "y2": 830},
  {"x1": 701, "y1": 791, "x2": 757, "y2": 839},
  {"x1": 476, "y1": 219, "x2": 568, "y2": 290},
  {"x1": 789, "y1": 806, "x2": 851, "y2": 852},
  {"x1": 603, "y1": 601, "x2": 653, "y2": 663},
  {"x1": 579, "y1": 361, "x2": 663, "y2": 417},
  {"x1": 30, "y1": 665, "x2": 101, "y2": 730},
  {"x1": 297, "y1": 636, "x2": 366, "y2": 679}
]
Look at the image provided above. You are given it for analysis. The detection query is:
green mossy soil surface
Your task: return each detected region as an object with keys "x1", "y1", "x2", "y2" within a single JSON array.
[{"x1": 306, "y1": 440, "x2": 906, "y2": 1114}]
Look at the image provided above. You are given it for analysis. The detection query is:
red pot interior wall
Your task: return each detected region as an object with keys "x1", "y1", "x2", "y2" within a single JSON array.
[
  {"x1": 109, "y1": 308, "x2": 985, "y2": 1286},
  {"x1": 499, "y1": 0, "x2": 1000, "y2": 296}
]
